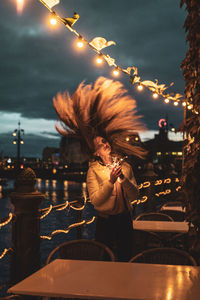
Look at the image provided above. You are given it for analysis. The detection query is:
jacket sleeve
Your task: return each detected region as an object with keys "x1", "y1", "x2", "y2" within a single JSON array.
[
  {"x1": 86, "y1": 166, "x2": 115, "y2": 211},
  {"x1": 121, "y1": 163, "x2": 139, "y2": 201}
]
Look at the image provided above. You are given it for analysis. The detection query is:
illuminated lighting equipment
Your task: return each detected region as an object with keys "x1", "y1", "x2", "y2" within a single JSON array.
[
  {"x1": 95, "y1": 54, "x2": 103, "y2": 65},
  {"x1": 16, "y1": 0, "x2": 24, "y2": 15},
  {"x1": 164, "y1": 98, "x2": 170, "y2": 103},
  {"x1": 152, "y1": 92, "x2": 158, "y2": 99},
  {"x1": 135, "y1": 137, "x2": 139, "y2": 141},
  {"x1": 137, "y1": 84, "x2": 143, "y2": 91},
  {"x1": 174, "y1": 101, "x2": 178, "y2": 106},
  {"x1": 12, "y1": 121, "x2": 24, "y2": 170},
  {"x1": 76, "y1": 36, "x2": 84, "y2": 48},
  {"x1": 112, "y1": 68, "x2": 120, "y2": 77},
  {"x1": 187, "y1": 104, "x2": 192, "y2": 110},
  {"x1": 125, "y1": 137, "x2": 130, "y2": 142},
  {"x1": 171, "y1": 127, "x2": 175, "y2": 132},
  {"x1": 49, "y1": 13, "x2": 57, "y2": 26},
  {"x1": 182, "y1": 101, "x2": 186, "y2": 107}
]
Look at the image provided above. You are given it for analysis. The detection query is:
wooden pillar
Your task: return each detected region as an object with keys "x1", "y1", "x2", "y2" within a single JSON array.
[{"x1": 10, "y1": 168, "x2": 44, "y2": 285}]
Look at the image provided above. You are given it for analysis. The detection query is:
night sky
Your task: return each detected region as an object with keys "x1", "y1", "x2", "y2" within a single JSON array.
[{"x1": 0, "y1": 0, "x2": 187, "y2": 157}]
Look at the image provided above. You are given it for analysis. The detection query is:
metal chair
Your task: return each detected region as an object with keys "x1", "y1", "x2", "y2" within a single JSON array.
[
  {"x1": 133, "y1": 229, "x2": 164, "y2": 256},
  {"x1": 159, "y1": 209, "x2": 185, "y2": 221},
  {"x1": 129, "y1": 247, "x2": 197, "y2": 266},
  {"x1": 135, "y1": 212, "x2": 174, "y2": 221},
  {"x1": 46, "y1": 239, "x2": 115, "y2": 264},
  {"x1": 161, "y1": 201, "x2": 185, "y2": 208}
]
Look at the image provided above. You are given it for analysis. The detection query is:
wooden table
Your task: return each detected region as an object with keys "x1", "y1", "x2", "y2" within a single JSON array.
[
  {"x1": 8, "y1": 259, "x2": 200, "y2": 299},
  {"x1": 133, "y1": 220, "x2": 189, "y2": 233}
]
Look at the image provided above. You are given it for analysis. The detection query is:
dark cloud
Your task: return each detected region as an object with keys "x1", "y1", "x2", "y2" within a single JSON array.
[{"x1": 0, "y1": 0, "x2": 188, "y2": 155}]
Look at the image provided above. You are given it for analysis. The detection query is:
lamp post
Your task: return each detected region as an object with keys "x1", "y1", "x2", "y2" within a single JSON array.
[{"x1": 13, "y1": 121, "x2": 24, "y2": 170}]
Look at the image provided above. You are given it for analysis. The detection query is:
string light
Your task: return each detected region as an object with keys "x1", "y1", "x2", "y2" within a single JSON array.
[
  {"x1": 24, "y1": 0, "x2": 188, "y2": 108},
  {"x1": 137, "y1": 84, "x2": 143, "y2": 91},
  {"x1": 76, "y1": 36, "x2": 84, "y2": 48},
  {"x1": 95, "y1": 54, "x2": 103, "y2": 65},
  {"x1": 49, "y1": 13, "x2": 57, "y2": 26},
  {"x1": 112, "y1": 67, "x2": 120, "y2": 77},
  {"x1": 187, "y1": 104, "x2": 192, "y2": 110},
  {"x1": 152, "y1": 92, "x2": 159, "y2": 99},
  {"x1": 182, "y1": 101, "x2": 186, "y2": 107},
  {"x1": 164, "y1": 98, "x2": 170, "y2": 103},
  {"x1": 174, "y1": 101, "x2": 178, "y2": 106}
]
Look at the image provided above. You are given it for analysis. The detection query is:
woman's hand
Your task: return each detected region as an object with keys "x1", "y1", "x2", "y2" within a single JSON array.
[{"x1": 109, "y1": 166, "x2": 123, "y2": 184}]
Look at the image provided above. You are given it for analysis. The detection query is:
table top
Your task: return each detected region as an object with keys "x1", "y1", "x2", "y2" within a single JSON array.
[
  {"x1": 133, "y1": 220, "x2": 189, "y2": 233},
  {"x1": 161, "y1": 206, "x2": 186, "y2": 212},
  {"x1": 8, "y1": 259, "x2": 200, "y2": 300}
]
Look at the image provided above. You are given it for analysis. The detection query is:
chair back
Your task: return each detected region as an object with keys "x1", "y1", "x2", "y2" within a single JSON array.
[
  {"x1": 161, "y1": 201, "x2": 185, "y2": 208},
  {"x1": 135, "y1": 212, "x2": 174, "y2": 221},
  {"x1": 133, "y1": 229, "x2": 164, "y2": 256},
  {"x1": 160, "y1": 209, "x2": 185, "y2": 221},
  {"x1": 129, "y1": 247, "x2": 197, "y2": 266},
  {"x1": 46, "y1": 239, "x2": 115, "y2": 264}
]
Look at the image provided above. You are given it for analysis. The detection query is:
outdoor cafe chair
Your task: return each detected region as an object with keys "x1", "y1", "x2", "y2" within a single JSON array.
[
  {"x1": 161, "y1": 201, "x2": 185, "y2": 208},
  {"x1": 129, "y1": 247, "x2": 197, "y2": 266},
  {"x1": 135, "y1": 212, "x2": 174, "y2": 221},
  {"x1": 159, "y1": 209, "x2": 186, "y2": 222},
  {"x1": 46, "y1": 239, "x2": 116, "y2": 264},
  {"x1": 133, "y1": 229, "x2": 164, "y2": 256}
]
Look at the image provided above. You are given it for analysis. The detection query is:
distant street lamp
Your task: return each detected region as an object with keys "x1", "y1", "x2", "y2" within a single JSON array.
[{"x1": 12, "y1": 121, "x2": 24, "y2": 169}]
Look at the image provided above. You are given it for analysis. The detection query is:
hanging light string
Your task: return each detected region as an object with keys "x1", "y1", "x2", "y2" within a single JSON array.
[{"x1": 35, "y1": 0, "x2": 193, "y2": 111}]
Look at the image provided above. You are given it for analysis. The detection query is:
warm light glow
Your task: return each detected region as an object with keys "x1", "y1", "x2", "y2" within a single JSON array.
[
  {"x1": 137, "y1": 84, "x2": 143, "y2": 91},
  {"x1": 13, "y1": 141, "x2": 16, "y2": 145},
  {"x1": 50, "y1": 17, "x2": 57, "y2": 26},
  {"x1": 13, "y1": 132, "x2": 16, "y2": 136},
  {"x1": 182, "y1": 101, "x2": 186, "y2": 107},
  {"x1": 96, "y1": 55, "x2": 103, "y2": 65},
  {"x1": 152, "y1": 92, "x2": 158, "y2": 99},
  {"x1": 126, "y1": 137, "x2": 130, "y2": 142},
  {"x1": 164, "y1": 98, "x2": 169, "y2": 103},
  {"x1": 187, "y1": 104, "x2": 192, "y2": 110},
  {"x1": 77, "y1": 40, "x2": 84, "y2": 48},
  {"x1": 171, "y1": 128, "x2": 175, "y2": 132},
  {"x1": 174, "y1": 101, "x2": 178, "y2": 106},
  {"x1": 16, "y1": 0, "x2": 24, "y2": 15},
  {"x1": 112, "y1": 68, "x2": 119, "y2": 77},
  {"x1": 20, "y1": 140, "x2": 24, "y2": 144}
]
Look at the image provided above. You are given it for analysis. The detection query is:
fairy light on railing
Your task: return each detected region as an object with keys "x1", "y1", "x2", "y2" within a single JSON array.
[
  {"x1": 40, "y1": 216, "x2": 95, "y2": 240},
  {"x1": 0, "y1": 213, "x2": 13, "y2": 229},
  {"x1": 0, "y1": 248, "x2": 12, "y2": 260}
]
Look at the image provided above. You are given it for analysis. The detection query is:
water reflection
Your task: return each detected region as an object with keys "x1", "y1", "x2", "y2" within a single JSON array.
[{"x1": 0, "y1": 178, "x2": 96, "y2": 291}]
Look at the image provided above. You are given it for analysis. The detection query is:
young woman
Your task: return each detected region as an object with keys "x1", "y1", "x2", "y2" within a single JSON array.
[{"x1": 53, "y1": 76, "x2": 146, "y2": 261}]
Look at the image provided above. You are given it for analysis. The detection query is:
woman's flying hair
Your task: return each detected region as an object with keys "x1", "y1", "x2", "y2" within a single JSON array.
[{"x1": 53, "y1": 76, "x2": 147, "y2": 159}]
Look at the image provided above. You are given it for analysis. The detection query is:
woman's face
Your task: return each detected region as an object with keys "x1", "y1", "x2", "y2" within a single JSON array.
[{"x1": 93, "y1": 136, "x2": 111, "y2": 157}]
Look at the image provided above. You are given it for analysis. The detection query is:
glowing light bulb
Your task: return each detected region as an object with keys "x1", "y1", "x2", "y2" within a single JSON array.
[
  {"x1": 96, "y1": 55, "x2": 103, "y2": 65},
  {"x1": 13, "y1": 141, "x2": 16, "y2": 145},
  {"x1": 187, "y1": 105, "x2": 192, "y2": 110},
  {"x1": 164, "y1": 98, "x2": 169, "y2": 103},
  {"x1": 49, "y1": 16, "x2": 57, "y2": 26},
  {"x1": 153, "y1": 93, "x2": 158, "y2": 99},
  {"x1": 76, "y1": 36, "x2": 84, "y2": 48},
  {"x1": 137, "y1": 84, "x2": 143, "y2": 91},
  {"x1": 174, "y1": 101, "x2": 178, "y2": 106},
  {"x1": 20, "y1": 140, "x2": 24, "y2": 144},
  {"x1": 16, "y1": 0, "x2": 24, "y2": 15},
  {"x1": 112, "y1": 68, "x2": 119, "y2": 77},
  {"x1": 182, "y1": 102, "x2": 186, "y2": 107}
]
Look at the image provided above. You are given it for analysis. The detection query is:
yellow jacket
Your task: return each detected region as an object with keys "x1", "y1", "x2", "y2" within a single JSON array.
[{"x1": 86, "y1": 160, "x2": 138, "y2": 215}]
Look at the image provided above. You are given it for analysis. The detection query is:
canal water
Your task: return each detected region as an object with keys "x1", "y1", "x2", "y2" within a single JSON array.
[{"x1": 0, "y1": 178, "x2": 96, "y2": 296}]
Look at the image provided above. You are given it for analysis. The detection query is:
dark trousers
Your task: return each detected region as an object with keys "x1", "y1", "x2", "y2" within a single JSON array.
[{"x1": 95, "y1": 211, "x2": 133, "y2": 262}]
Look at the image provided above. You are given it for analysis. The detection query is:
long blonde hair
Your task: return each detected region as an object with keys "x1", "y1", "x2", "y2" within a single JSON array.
[{"x1": 53, "y1": 76, "x2": 147, "y2": 159}]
